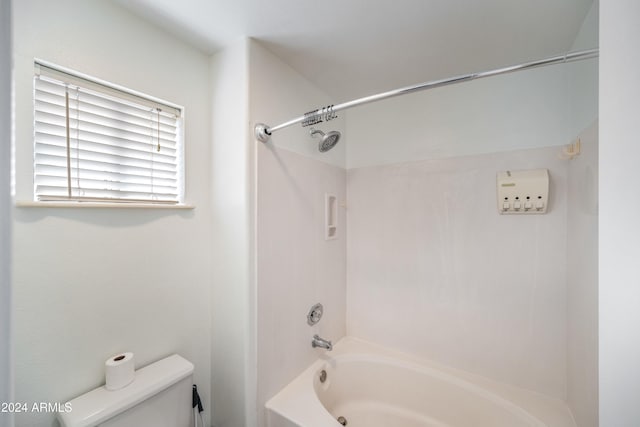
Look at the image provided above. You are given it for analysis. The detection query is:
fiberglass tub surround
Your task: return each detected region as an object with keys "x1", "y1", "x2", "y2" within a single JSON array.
[{"x1": 266, "y1": 338, "x2": 576, "y2": 427}]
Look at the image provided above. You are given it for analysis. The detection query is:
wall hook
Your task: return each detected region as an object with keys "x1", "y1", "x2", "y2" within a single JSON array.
[{"x1": 560, "y1": 138, "x2": 581, "y2": 160}]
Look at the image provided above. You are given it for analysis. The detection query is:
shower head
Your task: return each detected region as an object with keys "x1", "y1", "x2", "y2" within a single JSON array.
[{"x1": 310, "y1": 128, "x2": 341, "y2": 152}]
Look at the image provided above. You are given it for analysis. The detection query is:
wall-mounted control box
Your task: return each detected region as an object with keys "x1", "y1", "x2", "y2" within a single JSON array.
[{"x1": 497, "y1": 169, "x2": 549, "y2": 214}]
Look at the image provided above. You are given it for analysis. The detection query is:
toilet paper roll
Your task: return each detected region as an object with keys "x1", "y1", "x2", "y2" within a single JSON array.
[{"x1": 105, "y1": 352, "x2": 135, "y2": 391}]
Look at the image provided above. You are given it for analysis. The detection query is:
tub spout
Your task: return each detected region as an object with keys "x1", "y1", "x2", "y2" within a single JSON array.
[{"x1": 312, "y1": 334, "x2": 333, "y2": 351}]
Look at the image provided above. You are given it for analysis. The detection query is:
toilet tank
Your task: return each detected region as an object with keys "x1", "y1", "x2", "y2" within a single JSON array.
[{"x1": 58, "y1": 354, "x2": 194, "y2": 427}]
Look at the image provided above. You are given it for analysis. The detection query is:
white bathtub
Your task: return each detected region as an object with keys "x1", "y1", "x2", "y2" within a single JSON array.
[{"x1": 266, "y1": 337, "x2": 576, "y2": 427}]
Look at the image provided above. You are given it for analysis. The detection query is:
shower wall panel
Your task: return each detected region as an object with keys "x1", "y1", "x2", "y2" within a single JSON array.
[
  {"x1": 347, "y1": 146, "x2": 568, "y2": 399},
  {"x1": 257, "y1": 144, "x2": 347, "y2": 422}
]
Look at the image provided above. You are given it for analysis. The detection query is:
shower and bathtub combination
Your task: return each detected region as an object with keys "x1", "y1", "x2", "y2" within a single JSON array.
[{"x1": 255, "y1": 48, "x2": 598, "y2": 427}]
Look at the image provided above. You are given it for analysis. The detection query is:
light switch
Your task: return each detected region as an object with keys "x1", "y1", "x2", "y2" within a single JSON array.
[{"x1": 502, "y1": 202, "x2": 510, "y2": 211}]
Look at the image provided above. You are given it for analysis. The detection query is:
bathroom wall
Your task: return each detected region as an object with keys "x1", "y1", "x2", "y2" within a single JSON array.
[
  {"x1": 12, "y1": 1, "x2": 213, "y2": 426},
  {"x1": 344, "y1": 55, "x2": 580, "y2": 399},
  {"x1": 566, "y1": 122, "x2": 598, "y2": 427},
  {"x1": 600, "y1": 1, "x2": 640, "y2": 425},
  {"x1": 1, "y1": 1, "x2": 13, "y2": 425},
  {"x1": 249, "y1": 40, "x2": 345, "y2": 169},
  {"x1": 250, "y1": 40, "x2": 347, "y2": 427},
  {"x1": 566, "y1": 2, "x2": 599, "y2": 426},
  {"x1": 209, "y1": 38, "x2": 255, "y2": 427},
  {"x1": 347, "y1": 147, "x2": 569, "y2": 397},
  {"x1": 345, "y1": 63, "x2": 571, "y2": 169},
  {"x1": 567, "y1": 1, "x2": 599, "y2": 139},
  {"x1": 345, "y1": 3, "x2": 598, "y2": 406}
]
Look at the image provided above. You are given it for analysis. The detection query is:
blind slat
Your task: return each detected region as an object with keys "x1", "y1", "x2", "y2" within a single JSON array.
[
  {"x1": 35, "y1": 157, "x2": 177, "y2": 180},
  {"x1": 35, "y1": 110, "x2": 178, "y2": 148},
  {"x1": 36, "y1": 195, "x2": 179, "y2": 204},
  {"x1": 35, "y1": 147, "x2": 178, "y2": 173},
  {"x1": 34, "y1": 120, "x2": 178, "y2": 157},
  {"x1": 36, "y1": 186, "x2": 179, "y2": 201},
  {"x1": 34, "y1": 75, "x2": 180, "y2": 125},
  {"x1": 35, "y1": 166, "x2": 178, "y2": 188},
  {"x1": 33, "y1": 65, "x2": 183, "y2": 204},
  {"x1": 34, "y1": 136, "x2": 178, "y2": 169},
  {"x1": 35, "y1": 66, "x2": 181, "y2": 117},
  {"x1": 35, "y1": 175, "x2": 177, "y2": 193},
  {"x1": 35, "y1": 97, "x2": 178, "y2": 135}
]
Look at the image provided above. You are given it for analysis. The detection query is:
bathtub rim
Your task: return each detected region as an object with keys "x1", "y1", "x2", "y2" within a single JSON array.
[
  {"x1": 265, "y1": 336, "x2": 576, "y2": 427},
  {"x1": 313, "y1": 353, "x2": 547, "y2": 426}
]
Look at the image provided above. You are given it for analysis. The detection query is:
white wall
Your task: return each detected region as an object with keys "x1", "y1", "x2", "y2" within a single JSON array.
[
  {"x1": 565, "y1": 3, "x2": 599, "y2": 426},
  {"x1": 600, "y1": 1, "x2": 640, "y2": 426},
  {"x1": 209, "y1": 38, "x2": 255, "y2": 427},
  {"x1": 1, "y1": 1, "x2": 13, "y2": 426},
  {"x1": 347, "y1": 147, "x2": 569, "y2": 398},
  {"x1": 344, "y1": 5, "x2": 599, "y2": 409},
  {"x1": 566, "y1": 122, "x2": 598, "y2": 427},
  {"x1": 568, "y1": 1, "x2": 599, "y2": 139},
  {"x1": 249, "y1": 41, "x2": 345, "y2": 169},
  {"x1": 12, "y1": 1, "x2": 212, "y2": 426},
  {"x1": 251, "y1": 40, "x2": 347, "y2": 427},
  {"x1": 346, "y1": 64, "x2": 571, "y2": 169}
]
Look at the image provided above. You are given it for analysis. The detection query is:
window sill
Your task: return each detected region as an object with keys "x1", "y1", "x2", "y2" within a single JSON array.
[{"x1": 15, "y1": 200, "x2": 195, "y2": 209}]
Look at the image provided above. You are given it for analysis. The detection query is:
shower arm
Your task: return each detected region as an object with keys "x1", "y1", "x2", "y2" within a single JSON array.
[{"x1": 254, "y1": 48, "x2": 599, "y2": 143}]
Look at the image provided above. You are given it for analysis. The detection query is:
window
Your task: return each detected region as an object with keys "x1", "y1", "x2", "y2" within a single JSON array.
[{"x1": 33, "y1": 61, "x2": 184, "y2": 205}]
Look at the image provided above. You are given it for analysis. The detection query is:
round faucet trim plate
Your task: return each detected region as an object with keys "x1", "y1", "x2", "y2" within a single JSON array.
[{"x1": 307, "y1": 303, "x2": 323, "y2": 325}]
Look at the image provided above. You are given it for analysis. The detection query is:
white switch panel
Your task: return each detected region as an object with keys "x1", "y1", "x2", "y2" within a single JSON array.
[{"x1": 497, "y1": 169, "x2": 549, "y2": 215}]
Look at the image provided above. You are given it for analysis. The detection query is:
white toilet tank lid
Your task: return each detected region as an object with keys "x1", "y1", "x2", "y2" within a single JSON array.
[{"x1": 58, "y1": 354, "x2": 194, "y2": 427}]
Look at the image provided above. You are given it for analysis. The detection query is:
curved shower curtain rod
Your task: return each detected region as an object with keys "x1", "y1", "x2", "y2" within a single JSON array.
[{"x1": 254, "y1": 48, "x2": 599, "y2": 143}]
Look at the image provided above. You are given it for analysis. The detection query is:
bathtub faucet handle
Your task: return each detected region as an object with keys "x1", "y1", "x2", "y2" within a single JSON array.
[{"x1": 311, "y1": 334, "x2": 333, "y2": 351}]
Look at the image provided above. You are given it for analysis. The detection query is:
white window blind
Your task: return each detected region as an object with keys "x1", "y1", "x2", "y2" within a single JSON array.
[{"x1": 33, "y1": 62, "x2": 184, "y2": 204}]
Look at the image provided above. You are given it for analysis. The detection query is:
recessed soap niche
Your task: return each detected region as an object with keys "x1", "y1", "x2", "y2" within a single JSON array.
[
  {"x1": 325, "y1": 193, "x2": 338, "y2": 240},
  {"x1": 496, "y1": 169, "x2": 549, "y2": 215}
]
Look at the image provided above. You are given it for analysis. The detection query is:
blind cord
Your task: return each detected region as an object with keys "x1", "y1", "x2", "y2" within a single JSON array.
[
  {"x1": 64, "y1": 86, "x2": 71, "y2": 198},
  {"x1": 156, "y1": 108, "x2": 161, "y2": 152},
  {"x1": 74, "y1": 87, "x2": 81, "y2": 194}
]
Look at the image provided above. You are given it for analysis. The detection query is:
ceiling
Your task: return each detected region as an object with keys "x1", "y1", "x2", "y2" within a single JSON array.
[{"x1": 115, "y1": 0, "x2": 595, "y2": 101}]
